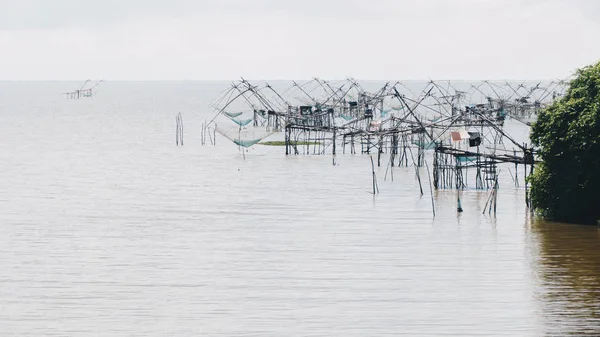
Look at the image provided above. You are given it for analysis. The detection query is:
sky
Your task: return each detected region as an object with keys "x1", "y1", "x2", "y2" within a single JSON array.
[{"x1": 0, "y1": 0, "x2": 599, "y2": 80}]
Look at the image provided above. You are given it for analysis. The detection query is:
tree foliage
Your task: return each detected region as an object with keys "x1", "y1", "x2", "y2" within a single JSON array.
[{"x1": 529, "y1": 61, "x2": 600, "y2": 224}]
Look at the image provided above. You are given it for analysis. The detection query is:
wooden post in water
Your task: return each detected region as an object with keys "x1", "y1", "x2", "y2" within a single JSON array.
[
  {"x1": 528, "y1": 145, "x2": 534, "y2": 209},
  {"x1": 425, "y1": 158, "x2": 436, "y2": 218},
  {"x1": 176, "y1": 114, "x2": 180, "y2": 146},
  {"x1": 524, "y1": 143, "x2": 529, "y2": 208},
  {"x1": 377, "y1": 139, "x2": 382, "y2": 167},
  {"x1": 332, "y1": 127, "x2": 336, "y2": 156},
  {"x1": 416, "y1": 165, "x2": 424, "y2": 196},
  {"x1": 179, "y1": 113, "x2": 184, "y2": 146},
  {"x1": 493, "y1": 178, "x2": 498, "y2": 215},
  {"x1": 175, "y1": 113, "x2": 183, "y2": 146},
  {"x1": 285, "y1": 125, "x2": 289, "y2": 156},
  {"x1": 514, "y1": 150, "x2": 519, "y2": 187},
  {"x1": 370, "y1": 156, "x2": 379, "y2": 194}
]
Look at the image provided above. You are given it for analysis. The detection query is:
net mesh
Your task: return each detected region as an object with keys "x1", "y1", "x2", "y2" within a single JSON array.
[
  {"x1": 223, "y1": 112, "x2": 243, "y2": 118},
  {"x1": 412, "y1": 140, "x2": 437, "y2": 150},
  {"x1": 227, "y1": 117, "x2": 253, "y2": 126},
  {"x1": 215, "y1": 125, "x2": 276, "y2": 148}
]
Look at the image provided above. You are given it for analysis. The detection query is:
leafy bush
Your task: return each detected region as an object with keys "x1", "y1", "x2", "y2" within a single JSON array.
[{"x1": 529, "y1": 61, "x2": 600, "y2": 224}]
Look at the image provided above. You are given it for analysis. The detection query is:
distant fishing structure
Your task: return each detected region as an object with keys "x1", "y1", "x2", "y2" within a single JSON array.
[
  {"x1": 63, "y1": 79, "x2": 104, "y2": 99},
  {"x1": 201, "y1": 77, "x2": 568, "y2": 215},
  {"x1": 201, "y1": 79, "x2": 281, "y2": 157}
]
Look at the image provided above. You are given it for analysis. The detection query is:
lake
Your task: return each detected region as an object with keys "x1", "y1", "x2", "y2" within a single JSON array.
[{"x1": 0, "y1": 81, "x2": 599, "y2": 336}]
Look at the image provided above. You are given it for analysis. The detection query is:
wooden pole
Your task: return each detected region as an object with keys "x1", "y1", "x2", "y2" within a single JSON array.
[
  {"x1": 370, "y1": 156, "x2": 379, "y2": 194},
  {"x1": 424, "y1": 158, "x2": 436, "y2": 218}
]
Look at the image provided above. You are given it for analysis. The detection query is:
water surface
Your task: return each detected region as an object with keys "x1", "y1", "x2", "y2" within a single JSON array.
[{"x1": 0, "y1": 82, "x2": 598, "y2": 336}]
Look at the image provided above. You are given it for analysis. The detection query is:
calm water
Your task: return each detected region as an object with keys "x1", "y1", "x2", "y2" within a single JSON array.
[{"x1": 0, "y1": 82, "x2": 599, "y2": 336}]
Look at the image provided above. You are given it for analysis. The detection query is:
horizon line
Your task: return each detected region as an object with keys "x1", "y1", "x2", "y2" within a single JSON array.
[{"x1": 0, "y1": 78, "x2": 569, "y2": 82}]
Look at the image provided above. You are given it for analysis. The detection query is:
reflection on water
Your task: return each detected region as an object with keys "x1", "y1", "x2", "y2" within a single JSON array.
[{"x1": 530, "y1": 219, "x2": 600, "y2": 335}]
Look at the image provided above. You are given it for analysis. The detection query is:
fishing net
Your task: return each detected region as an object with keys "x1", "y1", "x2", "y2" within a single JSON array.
[
  {"x1": 227, "y1": 117, "x2": 253, "y2": 127},
  {"x1": 215, "y1": 125, "x2": 277, "y2": 148},
  {"x1": 412, "y1": 140, "x2": 437, "y2": 150},
  {"x1": 457, "y1": 156, "x2": 478, "y2": 163},
  {"x1": 223, "y1": 112, "x2": 243, "y2": 118}
]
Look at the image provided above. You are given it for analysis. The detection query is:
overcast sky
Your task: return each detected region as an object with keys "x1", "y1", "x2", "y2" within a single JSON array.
[{"x1": 0, "y1": 0, "x2": 598, "y2": 80}]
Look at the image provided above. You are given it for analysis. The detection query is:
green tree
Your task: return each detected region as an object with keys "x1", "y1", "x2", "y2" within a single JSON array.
[{"x1": 529, "y1": 61, "x2": 600, "y2": 225}]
